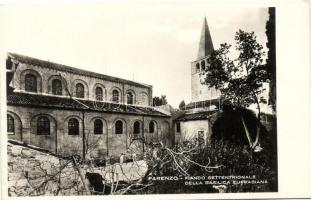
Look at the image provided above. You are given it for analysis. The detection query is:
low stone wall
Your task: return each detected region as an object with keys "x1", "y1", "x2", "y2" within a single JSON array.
[
  {"x1": 7, "y1": 143, "x2": 86, "y2": 196},
  {"x1": 7, "y1": 141, "x2": 148, "y2": 196}
]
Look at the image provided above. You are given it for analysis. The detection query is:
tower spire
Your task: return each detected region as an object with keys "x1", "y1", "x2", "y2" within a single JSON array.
[{"x1": 197, "y1": 17, "x2": 214, "y2": 59}]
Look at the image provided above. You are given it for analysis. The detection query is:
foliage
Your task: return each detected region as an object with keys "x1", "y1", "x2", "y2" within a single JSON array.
[
  {"x1": 178, "y1": 100, "x2": 186, "y2": 110},
  {"x1": 201, "y1": 30, "x2": 268, "y2": 149},
  {"x1": 202, "y1": 30, "x2": 268, "y2": 109},
  {"x1": 152, "y1": 95, "x2": 168, "y2": 106},
  {"x1": 138, "y1": 138, "x2": 277, "y2": 194},
  {"x1": 211, "y1": 104, "x2": 269, "y2": 146},
  {"x1": 201, "y1": 140, "x2": 277, "y2": 192}
]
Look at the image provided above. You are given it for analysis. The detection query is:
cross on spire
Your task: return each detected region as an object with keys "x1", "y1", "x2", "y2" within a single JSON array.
[{"x1": 197, "y1": 17, "x2": 214, "y2": 59}]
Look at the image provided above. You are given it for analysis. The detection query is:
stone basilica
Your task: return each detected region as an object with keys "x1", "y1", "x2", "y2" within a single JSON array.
[{"x1": 6, "y1": 53, "x2": 172, "y2": 159}]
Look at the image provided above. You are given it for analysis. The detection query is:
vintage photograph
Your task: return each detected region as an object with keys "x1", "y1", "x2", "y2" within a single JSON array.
[{"x1": 3, "y1": 4, "x2": 277, "y2": 196}]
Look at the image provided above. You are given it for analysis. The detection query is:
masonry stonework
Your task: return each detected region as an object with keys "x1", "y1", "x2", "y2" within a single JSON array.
[
  {"x1": 11, "y1": 62, "x2": 152, "y2": 105},
  {"x1": 7, "y1": 53, "x2": 172, "y2": 159}
]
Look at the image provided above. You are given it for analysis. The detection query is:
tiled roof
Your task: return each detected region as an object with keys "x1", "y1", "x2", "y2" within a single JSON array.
[
  {"x1": 8, "y1": 53, "x2": 152, "y2": 89},
  {"x1": 174, "y1": 110, "x2": 217, "y2": 121},
  {"x1": 7, "y1": 93, "x2": 169, "y2": 117}
]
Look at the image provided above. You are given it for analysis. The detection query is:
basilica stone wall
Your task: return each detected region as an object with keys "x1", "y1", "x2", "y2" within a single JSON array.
[
  {"x1": 7, "y1": 106, "x2": 172, "y2": 158},
  {"x1": 11, "y1": 62, "x2": 152, "y2": 106},
  {"x1": 7, "y1": 54, "x2": 172, "y2": 160}
]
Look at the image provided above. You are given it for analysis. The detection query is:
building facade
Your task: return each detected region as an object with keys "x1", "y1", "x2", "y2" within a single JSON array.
[{"x1": 6, "y1": 53, "x2": 172, "y2": 159}]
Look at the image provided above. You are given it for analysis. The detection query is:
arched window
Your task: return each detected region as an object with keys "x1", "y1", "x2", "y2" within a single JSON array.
[
  {"x1": 95, "y1": 87, "x2": 103, "y2": 101},
  {"x1": 115, "y1": 120, "x2": 123, "y2": 134},
  {"x1": 68, "y1": 118, "x2": 79, "y2": 135},
  {"x1": 52, "y1": 79, "x2": 62, "y2": 95},
  {"x1": 149, "y1": 121, "x2": 155, "y2": 133},
  {"x1": 37, "y1": 116, "x2": 50, "y2": 135},
  {"x1": 112, "y1": 90, "x2": 119, "y2": 103},
  {"x1": 25, "y1": 74, "x2": 37, "y2": 92},
  {"x1": 133, "y1": 121, "x2": 140, "y2": 134},
  {"x1": 176, "y1": 122, "x2": 181, "y2": 133},
  {"x1": 127, "y1": 92, "x2": 134, "y2": 104},
  {"x1": 201, "y1": 61, "x2": 205, "y2": 70},
  {"x1": 7, "y1": 115, "x2": 14, "y2": 133},
  {"x1": 94, "y1": 119, "x2": 103, "y2": 135},
  {"x1": 196, "y1": 63, "x2": 200, "y2": 73},
  {"x1": 76, "y1": 83, "x2": 84, "y2": 98}
]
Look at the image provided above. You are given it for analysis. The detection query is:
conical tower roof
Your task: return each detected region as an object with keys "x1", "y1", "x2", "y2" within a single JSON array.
[{"x1": 197, "y1": 17, "x2": 214, "y2": 59}]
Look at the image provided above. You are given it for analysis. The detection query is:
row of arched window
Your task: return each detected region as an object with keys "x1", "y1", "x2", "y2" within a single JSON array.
[
  {"x1": 23, "y1": 73, "x2": 141, "y2": 104},
  {"x1": 7, "y1": 114, "x2": 157, "y2": 136}
]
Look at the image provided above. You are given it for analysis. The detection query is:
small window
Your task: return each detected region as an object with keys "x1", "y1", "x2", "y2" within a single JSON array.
[
  {"x1": 76, "y1": 83, "x2": 85, "y2": 98},
  {"x1": 25, "y1": 74, "x2": 37, "y2": 92},
  {"x1": 94, "y1": 119, "x2": 103, "y2": 135},
  {"x1": 149, "y1": 121, "x2": 155, "y2": 133},
  {"x1": 112, "y1": 90, "x2": 119, "y2": 103},
  {"x1": 133, "y1": 121, "x2": 140, "y2": 134},
  {"x1": 115, "y1": 120, "x2": 123, "y2": 134},
  {"x1": 37, "y1": 116, "x2": 50, "y2": 135},
  {"x1": 176, "y1": 122, "x2": 181, "y2": 133},
  {"x1": 95, "y1": 87, "x2": 103, "y2": 101},
  {"x1": 68, "y1": 118, "x2": 79, "y2": 135},
  {"x1": 196, "y1": 63, "x2": 200, "y2": 73},
  {"x1": 201, "y1": 60, "x2": 205, "y2": 70},
  {"x1": 7, "y1": 115, "x2": 14, "y2": 134},
  {"x1": 52, "y1": 79, "x2": 62, "y2": 95},
  {"x1": 127, "y1": 92, "x2": 134, "y2": 105}
]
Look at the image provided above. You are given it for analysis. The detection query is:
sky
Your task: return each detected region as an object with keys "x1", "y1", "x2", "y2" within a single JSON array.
[{"x1": 0, "y1": 3, "x2": 269, "y2": 108}]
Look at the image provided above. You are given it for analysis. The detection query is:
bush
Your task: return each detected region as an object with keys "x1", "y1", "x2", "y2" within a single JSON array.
[
  {"x1": 192, "y1": 140, "x2": 277, "y2": 192},
  {"x1": 138, "y1": 138, "x2": 277, "y2": 194}
]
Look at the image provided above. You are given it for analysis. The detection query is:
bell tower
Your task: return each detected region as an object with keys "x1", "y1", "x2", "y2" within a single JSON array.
[{"x1": 191, "y1": 17, "x2": 221, "y2": 102}]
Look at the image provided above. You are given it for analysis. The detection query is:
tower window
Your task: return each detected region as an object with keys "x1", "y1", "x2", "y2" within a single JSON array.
[
  {"x1": 95, "y1": 87, "x2": 103, "y2": 101},
  {"x1": 115, "y1": 120, "x2": 123, "y2": 134},
  {"x1": 201, "y1": 61, "x2": 206, "y2": 70},
  {"x1": 94, "y1": 119, "x2": 103, "y2": 135},
  {"x1": 68, "y1": 118, "x2": 79, "y2": 135},
  {"x1": 7, "y1": 115, "x2": 14, "y2": 134},
  {"x1": 52, "y1": 79, "x2": 62, "y2": 95},
  {"x1": 112, "y1": 90, "x2": 119, "y2": 103},
  {"x1": 149, "y1": 121, "x2": 155, "y2": 133},
  {"x1": 196, "y1": 63, "x2": 200, "y2": 73},
  {"x1": 127, "y1": 92, "x2": 134, "y2": 104},
  {"x1": 25, "y1": 74, "x2": 37, "y2": 92},
  {"x1": 76, "y1": 83, "x2": 85, "y2": 98},
  {"x1": 37, "y1": 116, "x2": 50, "y2": 135}
]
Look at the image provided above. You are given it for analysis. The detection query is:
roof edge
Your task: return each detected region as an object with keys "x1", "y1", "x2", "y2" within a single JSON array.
[{"x1": 8, "y1": 52, "x2": 152, "y2": 89}]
